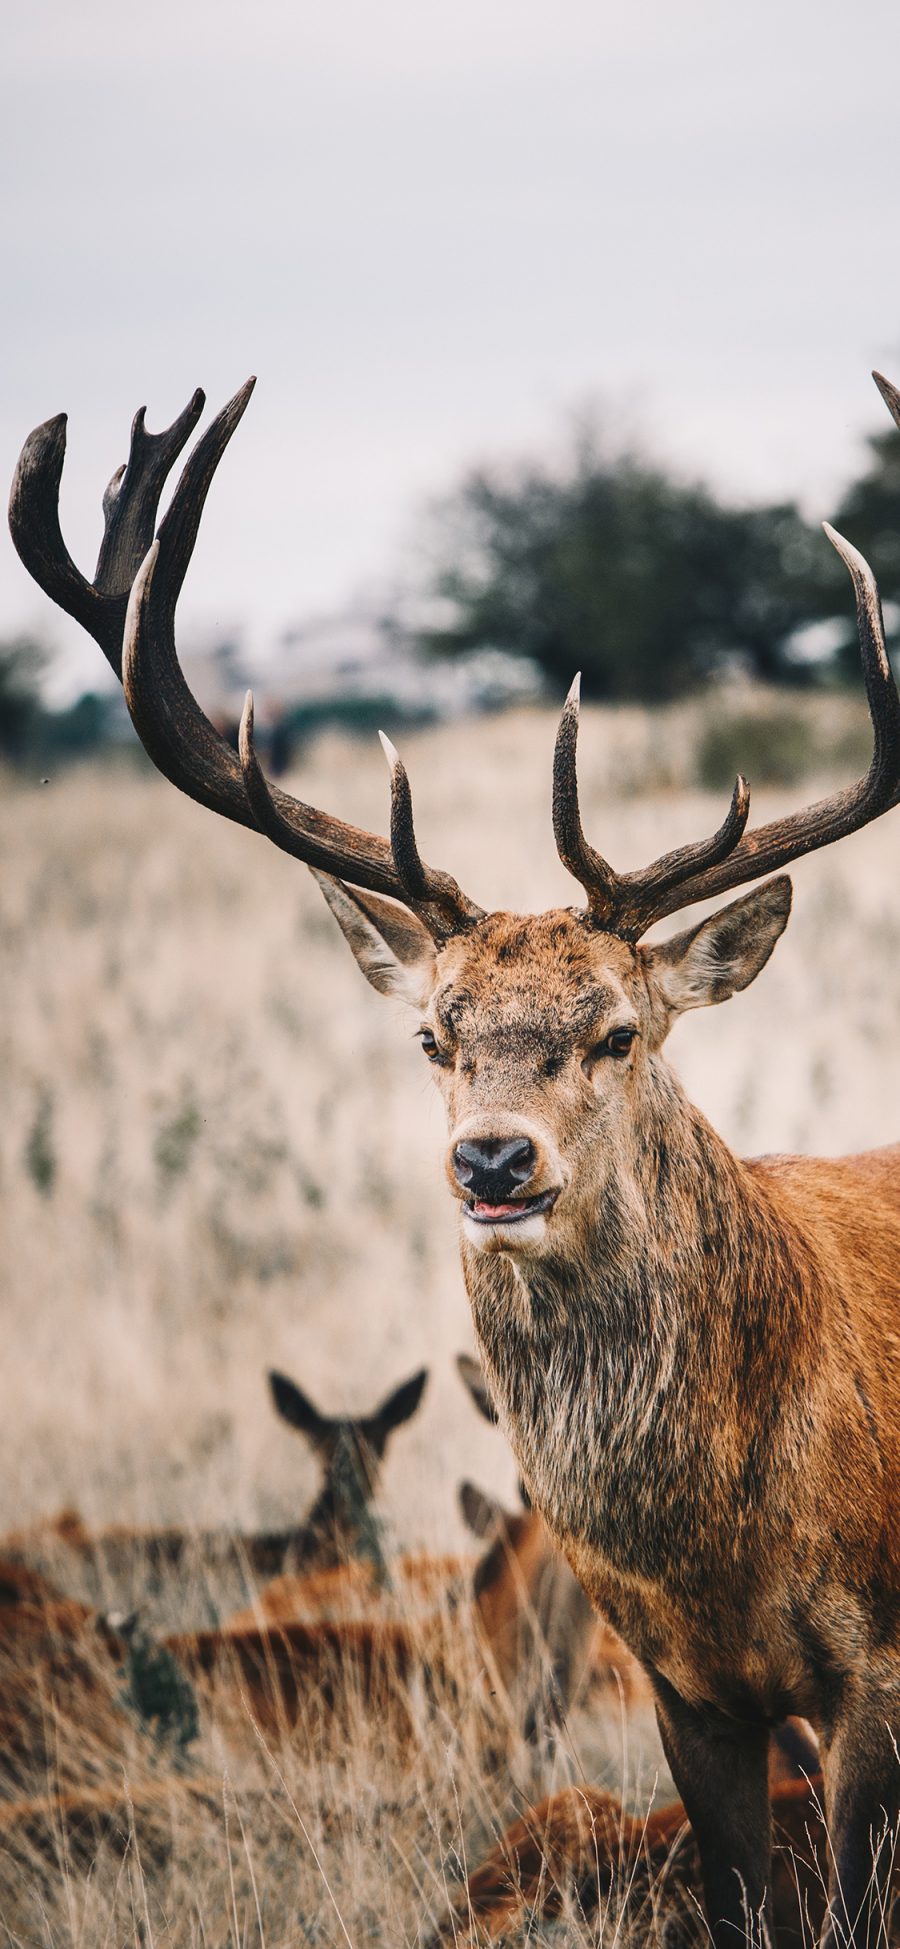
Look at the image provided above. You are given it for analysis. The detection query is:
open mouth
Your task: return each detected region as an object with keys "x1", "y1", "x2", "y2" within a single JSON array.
[{"x1": 464, "y1": 1189, "x2": 558, "y2": 1226}]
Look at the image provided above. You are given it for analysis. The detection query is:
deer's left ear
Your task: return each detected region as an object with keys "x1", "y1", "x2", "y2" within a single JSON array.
[
  {"x1": 310, "y1": 871, "x2": 438, "y2": 1007},
  {"x1": 646, "y1": 876, "x2": 792, "y2": 1018},
  {"x1": 369, "y1": 1368, "x2": 429, "y2": 1436}
]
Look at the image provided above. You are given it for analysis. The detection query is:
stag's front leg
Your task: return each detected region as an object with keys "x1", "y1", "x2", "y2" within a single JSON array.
[
  {"x1": 819, "y1": 1686, "x2": 900, "y2": 1949},
  {"x1": 651, "y1": 1671, "x2": 774, "y2": 1949}
]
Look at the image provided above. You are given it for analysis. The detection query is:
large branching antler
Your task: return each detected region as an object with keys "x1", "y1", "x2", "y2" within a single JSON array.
[
  {"x1": 553, "y1": 371, "x2": 900, "y2": 939},
  {"x1": 9, "y1": 384, "x2": 482, "y2": 943}
]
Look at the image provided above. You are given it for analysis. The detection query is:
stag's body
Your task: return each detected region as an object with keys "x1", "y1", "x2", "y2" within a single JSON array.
[{"x1": 13, "y1": 364, "x2": 900, "y2": 1947}]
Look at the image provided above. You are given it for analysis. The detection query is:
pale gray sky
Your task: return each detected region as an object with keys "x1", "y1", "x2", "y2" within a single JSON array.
[{"x1": 3, "y1": 0, "x2": 900, "y2": 697}]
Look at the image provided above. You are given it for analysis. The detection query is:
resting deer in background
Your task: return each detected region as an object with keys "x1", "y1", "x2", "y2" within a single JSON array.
[
  {"x1": 3, "y1": 1367, "x2": 428, "y2": 1586},
  {"x1": 263, "y1": 1364, "x2": 428, "y2": 1574},
  {"x1": 424, "y1": 1772, "x2": 844, "y2": 1949},
  {"x1": 11, "y1": 368, "x2": 900, "y2": 1948}
]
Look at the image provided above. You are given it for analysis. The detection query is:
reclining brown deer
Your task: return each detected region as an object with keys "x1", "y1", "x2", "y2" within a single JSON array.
[
  {"x1": 0, "y1": 1522, "x2": 581, "y2": 1758},
  {"x1": 424, "y1": 1771, "x2": 883, "y2": 1949},
  {"x1": 11, "y1": 370, "x2": 900, "y2": 1948}
]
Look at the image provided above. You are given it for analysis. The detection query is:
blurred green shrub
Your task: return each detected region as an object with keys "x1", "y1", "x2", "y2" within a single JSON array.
[
  {"x1": 24, "y1": 1088, "x2": 56, "y2": 1197},
  {"x1": 0, "y1": 637, "x2": 48, "y2": 759},
  {"x1": 154, "y1": 1092, "x2": 202, "y2": 1188},
  {"x1": 696, "y1": 710, "x2": 818, "y2": 791},
  {"x1": 412, "y1": 425, "x2": 844, "y2": 702}
]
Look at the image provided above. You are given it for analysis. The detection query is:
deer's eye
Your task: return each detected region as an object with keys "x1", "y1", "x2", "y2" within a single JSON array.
[
  {"x1": 419, "y1": 1029, "x2": 449, "y2": 1065},
  {"x1": 584, "y1": 1027, "x2": 637, "y2": 1068}
]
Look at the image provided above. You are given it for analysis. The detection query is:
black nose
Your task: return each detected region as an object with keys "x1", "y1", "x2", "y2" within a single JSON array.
[{"x1": 453, "y1": 1137, "x2": 536, "y2": 1202}]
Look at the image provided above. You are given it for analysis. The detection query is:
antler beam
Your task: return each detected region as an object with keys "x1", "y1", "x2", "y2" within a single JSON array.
[{"x1": 10, "y1": 383, "x2": 481, "y2": 944}]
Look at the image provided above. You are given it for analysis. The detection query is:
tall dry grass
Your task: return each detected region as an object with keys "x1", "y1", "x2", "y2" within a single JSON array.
[{"x1": 2, "y1": 693, "x2": 899, "y2": 1943}]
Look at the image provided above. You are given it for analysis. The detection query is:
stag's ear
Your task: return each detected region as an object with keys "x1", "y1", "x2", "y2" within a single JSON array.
[
  {"x1": 647, "y1": 876, "x2": 792, "y2": 1019},
  {"x1": 310, "y1": 871, "x2": 437, "y2": 1007}
]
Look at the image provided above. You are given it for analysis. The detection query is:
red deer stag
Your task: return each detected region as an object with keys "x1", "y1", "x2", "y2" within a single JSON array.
[{"x1": 11, "y1": 371, "x2": 900, "y2": 1949}]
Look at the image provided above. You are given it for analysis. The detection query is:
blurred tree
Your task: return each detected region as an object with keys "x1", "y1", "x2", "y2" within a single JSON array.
[
  {"x1": 835, "y1": 424, "x2": 900, "y2": 591},
  {"x1": 0, "y1": 635, "x2": 120, "y2": 766},
  {"x1": 415, "y1": 436, "x2": 840, "y2": 699},
  {"x1": 0, "y1": 635, "x2": 47, "y2": 759},
  {"x1": 42, "y1": 691, "x2": 118, "y2": 758},
  {"x1": 830, "y1": 422, "x2": 900, "y2": 678}
]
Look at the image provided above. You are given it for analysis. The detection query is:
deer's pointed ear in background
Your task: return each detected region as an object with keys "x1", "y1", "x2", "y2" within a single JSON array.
[
  {"x1": 369, "y1": 1368, "x2": 429, "y2": 1437},
  {"x1": 268, "y1": 1370, "x2": 331, "y2": 1445},
  {"x1": 457, "y1": 1352, "x2": 499, "y2": 1425},
  {"x1": 309, "y1": 871, "x2": 438, "y2": 1007},
  {"x1": 458, "y1": 1480, "x2": 510, "y2": 1542},
  {"x1": 646, "y1": 876, "x2": 792, "y2": 1020}
]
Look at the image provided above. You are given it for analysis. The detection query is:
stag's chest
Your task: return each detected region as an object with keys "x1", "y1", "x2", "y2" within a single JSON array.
[{"x1": 469, "y1": 1276, "x2": 712, "y2": 1590}]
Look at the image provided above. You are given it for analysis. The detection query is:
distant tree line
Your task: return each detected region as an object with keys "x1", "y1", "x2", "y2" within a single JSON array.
[{"x1": 412, "y1": 415, "x2": 900, "y2": 700}]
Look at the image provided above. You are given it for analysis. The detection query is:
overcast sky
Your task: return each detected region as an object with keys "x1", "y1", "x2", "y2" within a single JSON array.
[{"x1": 3, "y1": 0, "x2": 900, "y2": 698}]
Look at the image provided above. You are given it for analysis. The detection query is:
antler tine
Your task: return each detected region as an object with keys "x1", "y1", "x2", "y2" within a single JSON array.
[
  {"x1": 552, "y1": 675, "x2": 620, "y2": 922},
  {"x1": 233, "y1": 688, "x2": 398, "y2": 892},
  {"x1": 152, "y1": 379, "x2": 256, "y2": 620},
  {"x1": 614, "y1": 773, "x2": 751, "y2": 936},
  {"x1": 379, "y1": 731, "x2": 428, "y2": 900},
  {"x1": 872, "y1": 369, "x2": 900, "y2": 432},
  {"x1": 235, "y1": 697, "x2": 481, "y2": 937},
  {"x1": 119, "y1": 380, "x2": 258, "y2": 826},
  {"x1": 377, "y1": 731, "x2": 482, "y2": 930},
  {"x1": 8, "y1": 389, "x2": 205, "y2": 676},
  {"x1": 95, "y1": 389, "x2": 205, "y2": 599}
]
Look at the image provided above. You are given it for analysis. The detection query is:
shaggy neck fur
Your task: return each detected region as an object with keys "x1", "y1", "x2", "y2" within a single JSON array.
[{"x1": 463, "y1": 1055, "x2": 824, "y2": 1601}]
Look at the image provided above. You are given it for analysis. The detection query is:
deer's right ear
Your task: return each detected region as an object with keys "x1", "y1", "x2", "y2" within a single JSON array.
[
  {"x1": 309, "y1": 872, "x2": 438, "y2": 1008},
  {"x1": 645, "y1": 876, "x2": 792, "y2": 1022}
]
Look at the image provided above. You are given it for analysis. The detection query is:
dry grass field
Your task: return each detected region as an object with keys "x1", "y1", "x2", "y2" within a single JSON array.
[{"x1": 2, "y1": 691, "x2": 899, "y2": 1945}]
